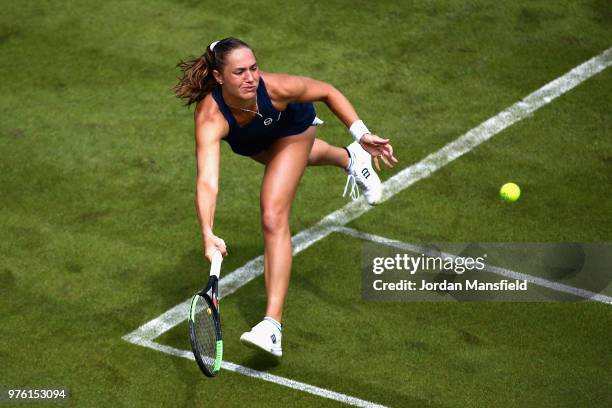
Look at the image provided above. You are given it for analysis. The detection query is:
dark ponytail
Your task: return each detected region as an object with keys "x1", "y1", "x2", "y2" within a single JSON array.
[{"x1": 174, "y1": 37, "x2": 253, "y2": 107}]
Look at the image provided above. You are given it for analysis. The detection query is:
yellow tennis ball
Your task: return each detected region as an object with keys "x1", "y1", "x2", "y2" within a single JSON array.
[
  {"x1": 500, "y1": 182, "x2": 520, "y2": 202},
  {"x1": 207, "y1": 308, "x2": 212, "y2": 316}
]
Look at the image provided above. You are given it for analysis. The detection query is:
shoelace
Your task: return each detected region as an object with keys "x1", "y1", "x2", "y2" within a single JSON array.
[{"x1": 342, "y1": 174, "x2": 360, "y2": 201}]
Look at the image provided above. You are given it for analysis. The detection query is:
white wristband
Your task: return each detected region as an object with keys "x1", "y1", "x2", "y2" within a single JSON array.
[{"x1": 349, "y1": 120, "x2": 370, "y2": 143}]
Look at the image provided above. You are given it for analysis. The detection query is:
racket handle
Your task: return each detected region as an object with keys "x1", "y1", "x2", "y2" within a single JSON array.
[{"x1": 210, "y1": 250, "x2": 223, "y2": 278}]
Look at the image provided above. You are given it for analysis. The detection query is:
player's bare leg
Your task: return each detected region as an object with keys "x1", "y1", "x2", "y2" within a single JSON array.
[
  {"x1": 259, "y1": 127, "x2": 315, "y2": 321},
  {"x1": 240, "y1": 126, "x2": 315, "y2": 357},
  {"x1": 306, "y1": 138, "x2": 350, "y2": 168}
]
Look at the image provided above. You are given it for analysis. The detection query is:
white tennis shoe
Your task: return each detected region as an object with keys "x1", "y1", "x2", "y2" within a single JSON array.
[
  {"x1": 240, "y1": 318, "x2": 282, "y2": 357},
  {"x1": 344, "y1": 141, "x2": 382, "y2": 205}
]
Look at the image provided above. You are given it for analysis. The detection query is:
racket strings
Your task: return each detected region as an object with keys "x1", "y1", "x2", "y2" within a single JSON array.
[{"x1": 193, "y1": 297, "x2": 218, "y2": 372}]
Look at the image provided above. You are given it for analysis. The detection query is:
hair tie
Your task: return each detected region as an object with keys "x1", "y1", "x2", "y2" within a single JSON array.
[{"x1": 209, "y1": 40, "x2": 220, "y2": 52}]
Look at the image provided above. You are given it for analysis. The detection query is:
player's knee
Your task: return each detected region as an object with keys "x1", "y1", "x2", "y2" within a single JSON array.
[
  {"x1": 261, "y1": 206, "x2": 289, "y2": 234},
  {"x1": 307, "y1": 153, "x2": 318, "y2": 166},
  {"x1": 308, "y1": 139, "x2": 328, "y2": 165}
]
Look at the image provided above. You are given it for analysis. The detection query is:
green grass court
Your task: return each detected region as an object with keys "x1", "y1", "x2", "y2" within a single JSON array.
[{"x1": 1, "y1": 0, "x2": 611, "y2": 406}]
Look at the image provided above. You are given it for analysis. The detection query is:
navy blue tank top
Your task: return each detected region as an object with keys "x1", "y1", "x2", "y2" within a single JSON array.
[{"x1": 212, "y1": 78, "x2": 316, "y2": 156}]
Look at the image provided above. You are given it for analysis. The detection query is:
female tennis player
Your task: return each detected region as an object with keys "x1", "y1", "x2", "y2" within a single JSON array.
[{"x1": 175, "y1": 37, "x2": 397, "y2": 357}]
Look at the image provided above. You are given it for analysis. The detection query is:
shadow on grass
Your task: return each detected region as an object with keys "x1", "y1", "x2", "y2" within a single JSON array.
[{"x1": 239, "y1": 352, "x2": 282, "y2": 371}]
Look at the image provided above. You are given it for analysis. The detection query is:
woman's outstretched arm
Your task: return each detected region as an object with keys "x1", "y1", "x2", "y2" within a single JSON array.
[{"x1": 194, "y1": 98, "x2": 229, "y2": 261}]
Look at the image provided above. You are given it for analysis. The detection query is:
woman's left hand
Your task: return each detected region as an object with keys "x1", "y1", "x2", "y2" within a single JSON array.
[{"x1": 359, "y1": 134, "x2": 398, "y2": 171}]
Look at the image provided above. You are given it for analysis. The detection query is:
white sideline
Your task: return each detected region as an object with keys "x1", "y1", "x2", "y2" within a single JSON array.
[
  {"x1": 335, "y1": 226, "x2": 612, "y2": 305},
  {"x1": 123, "y1": 47, "x2": 612, "y2": 406}
]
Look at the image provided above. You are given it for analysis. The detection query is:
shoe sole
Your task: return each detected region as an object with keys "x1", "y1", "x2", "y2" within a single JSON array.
[{"x1": 240, "y1": 335, "x2": 282, "y2": 357}]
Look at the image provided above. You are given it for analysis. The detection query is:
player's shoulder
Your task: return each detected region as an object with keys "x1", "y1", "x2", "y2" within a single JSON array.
[
  {"x1": 261, "y1": 72, "x2": 305, "y2": 100},
  {"x1": 195, "y1": 93, "x2": 222, "y2": 122},
  {"x1": 194, "y1": 93, "x2": 228, "y2": 138}
]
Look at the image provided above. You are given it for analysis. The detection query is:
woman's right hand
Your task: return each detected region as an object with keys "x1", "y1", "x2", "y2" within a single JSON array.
[
  {"x1": 204, "y1": 234, "x2": 228, "y2": 262},
  {"x1": 359, "y1": 133, "x2": 398, "y2": 171}
]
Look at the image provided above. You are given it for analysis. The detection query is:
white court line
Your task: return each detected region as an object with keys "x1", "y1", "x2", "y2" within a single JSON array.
[
  {"x1": 335, "y1": 226, "x2": 612, "y2": 305},
  {"x1": 141, "y1": 339, "x2": 387, "y2": 408},
  {"x1": 123, "y1": 47, "x2": 612, "y2": 405}
]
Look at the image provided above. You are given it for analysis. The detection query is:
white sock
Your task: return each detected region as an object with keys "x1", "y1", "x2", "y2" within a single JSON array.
[{"x1": 264, "y1": 316, "x2": 282, "y2": 332}]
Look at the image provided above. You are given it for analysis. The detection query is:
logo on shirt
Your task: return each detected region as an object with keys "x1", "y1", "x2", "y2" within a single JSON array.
[{"x1": 264, "y1": 118, "x2": 273, "y2": 126}]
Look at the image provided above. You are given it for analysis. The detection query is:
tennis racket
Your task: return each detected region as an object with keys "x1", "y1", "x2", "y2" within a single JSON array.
[{"x1": 188, "y1": 250, "x2": 223, "y2": 377}]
